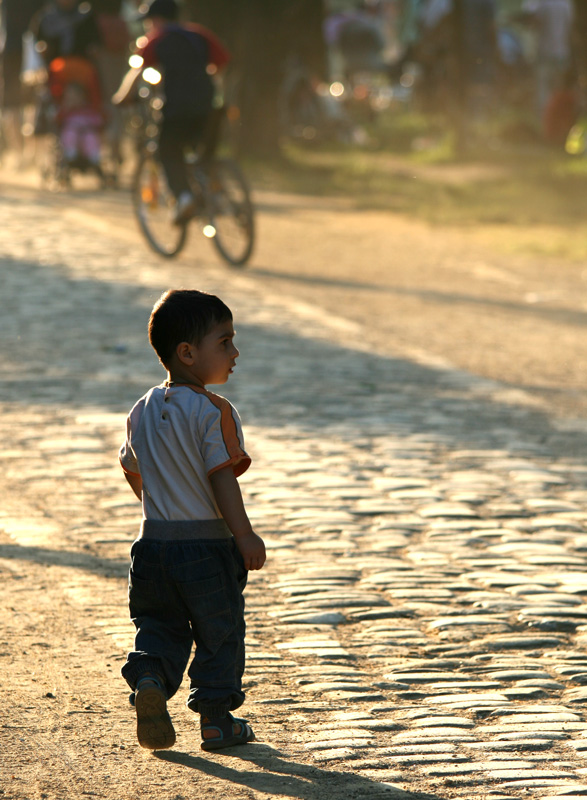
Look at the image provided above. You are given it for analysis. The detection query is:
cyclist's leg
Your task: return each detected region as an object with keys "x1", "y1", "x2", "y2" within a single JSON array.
[
  {"x1": 158, "y1": 117, "x2": 189, "y2": 198},
  {"x1": 158, "y1": 117, "x2": 205, "y2": 195},
  {"x1": 200, "y1": 107, "x2": 224, "y2": 162},
  {"x1": 159, "y1": 119, "x2": 200, "y2": 198},
  {"x1": 158, "y1": 116, "x2": 209, "y2": 223}
]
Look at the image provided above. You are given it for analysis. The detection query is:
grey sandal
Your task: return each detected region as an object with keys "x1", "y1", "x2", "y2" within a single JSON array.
[{"x1": 200, "y1": 713, "x2": 255, "y2": 751}]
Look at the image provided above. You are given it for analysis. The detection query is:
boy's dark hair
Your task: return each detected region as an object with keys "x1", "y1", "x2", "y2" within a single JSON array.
[{"x1": 148, "y1": 289, "x2": 232, "y2": 367}]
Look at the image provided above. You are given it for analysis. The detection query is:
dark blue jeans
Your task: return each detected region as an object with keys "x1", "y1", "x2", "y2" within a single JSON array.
[{"x1": 121, "y1": 536, "x2": 248, "y2": 718}]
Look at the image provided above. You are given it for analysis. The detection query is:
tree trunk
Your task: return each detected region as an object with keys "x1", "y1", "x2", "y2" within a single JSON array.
[
  {"x1": 451, "y1": 0, "x2": 468, "y2": 156},
  {"x1": 184, "y1": 0, "x2": 326, "y2": 157}
]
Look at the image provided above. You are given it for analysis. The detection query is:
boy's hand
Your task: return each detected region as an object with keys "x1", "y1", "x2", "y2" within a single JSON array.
[
  {"x1": 209, "y1": 466, "x2": 266, "y2": 569},
  {"x1": 235, "y1": 530, "x2": 266, "y2": 571}
]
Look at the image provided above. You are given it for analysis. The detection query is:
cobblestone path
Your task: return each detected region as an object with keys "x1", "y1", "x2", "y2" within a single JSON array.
[{"x1": 1, "y1": 181, "x2": 587, "y2": 800}]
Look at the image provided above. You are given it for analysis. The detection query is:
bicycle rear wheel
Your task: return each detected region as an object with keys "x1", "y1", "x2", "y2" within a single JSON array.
[
  {"x1": 204, "y1": 158, "x2": 254, "y2": 267},
  {"x1": 133, "y1": 152, "x2": 188, "y2": 258}
]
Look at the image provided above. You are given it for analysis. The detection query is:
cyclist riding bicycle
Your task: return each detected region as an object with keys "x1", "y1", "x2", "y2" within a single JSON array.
[{"x1": 113, "y1": 0, "x2": 230, "y2": 225}]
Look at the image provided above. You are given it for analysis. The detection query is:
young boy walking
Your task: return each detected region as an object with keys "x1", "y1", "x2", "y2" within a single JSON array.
[{"x1": 119, "y1": 289, "x2": 266, "y2": 751}]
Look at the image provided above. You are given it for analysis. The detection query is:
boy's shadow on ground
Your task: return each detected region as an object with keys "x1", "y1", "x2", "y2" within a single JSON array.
[{"x1": 154, "y1": 745, "x2": 443, "y2": 799}]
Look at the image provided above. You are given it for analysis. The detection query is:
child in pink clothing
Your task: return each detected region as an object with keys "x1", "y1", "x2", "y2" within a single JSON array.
[{"x1": 58, "y1": 81, "x2": 104, "y2": 169}]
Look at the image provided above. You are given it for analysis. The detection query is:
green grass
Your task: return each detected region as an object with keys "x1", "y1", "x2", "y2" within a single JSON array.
[{"x1": 246, "y1": 111, "x2": 587, "y2": 262}]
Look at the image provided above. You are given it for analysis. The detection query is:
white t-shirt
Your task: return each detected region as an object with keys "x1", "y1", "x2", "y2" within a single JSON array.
[{"x1": 119, "y1": 382, "x2": 251, "y2": 521}]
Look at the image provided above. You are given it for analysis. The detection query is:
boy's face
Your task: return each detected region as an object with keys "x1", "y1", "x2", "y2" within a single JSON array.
[{"x1": 181, "y1": 319, "x2": 239, "y2": 387}]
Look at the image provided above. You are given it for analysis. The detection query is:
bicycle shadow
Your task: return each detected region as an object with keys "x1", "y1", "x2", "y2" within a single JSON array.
[{"x1": 154, "y1": 744, "x2": 442, "y2": 800}]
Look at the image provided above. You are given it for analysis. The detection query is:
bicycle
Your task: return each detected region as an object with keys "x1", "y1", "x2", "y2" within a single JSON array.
[{"x1": 131, "y1": 84, "x2": 255, "y2": 266}]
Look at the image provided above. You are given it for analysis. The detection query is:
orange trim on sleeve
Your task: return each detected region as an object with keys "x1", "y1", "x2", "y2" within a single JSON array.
[
  {"x1": 208, "y1": 454, "x2": 251, "y2": 478},
  {"x1": 119, "y1": 457, "x2": 141, "y2": 477},
  {"x1": 182, "y1": 384, "x2": 251, "y2": 477}
]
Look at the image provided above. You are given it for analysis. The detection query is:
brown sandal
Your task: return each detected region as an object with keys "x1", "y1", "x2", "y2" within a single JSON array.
[{"x1": 135, "y1": 679, "x2": 176, "y2": 750}]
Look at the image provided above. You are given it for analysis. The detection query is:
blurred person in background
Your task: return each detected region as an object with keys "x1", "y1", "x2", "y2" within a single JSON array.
[
  {"x1": 542, "y1": 65, "x2": 578, "y2": 146},
  {"x1": 325, "y1": 0, "x2": 388, "y2": 86},
  {"x1": 94, "y1": 0, "x2": 130, "y2": 167},
  {"x1": 0, "y1": 0, "x2": 44, "y2": 159},
  {"x1": 113, "y1": 0, "x2": 230, "y2": 224},
  {"x1": 28, "y1": 0, "x2": 104, "y2": 156},
  {"x1": 57, "y1": 78, "x2": 104, "y2": 175},
  {"x1": 30, "y1": 0, "x2": 101, "y2": 65},
  {"x1": 519, "y1": 0, "x2": 574, "y2": 118}
]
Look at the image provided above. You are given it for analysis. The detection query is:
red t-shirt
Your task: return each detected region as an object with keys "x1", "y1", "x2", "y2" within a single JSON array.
[
  {"x1": 137, "y1": 23, "x2": 230, "y2": 119},
  {"x1": 139, "y1": 23, "x2": 230, "y2": 70}
]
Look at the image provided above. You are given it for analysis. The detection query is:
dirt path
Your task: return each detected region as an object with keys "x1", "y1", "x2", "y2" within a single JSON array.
[
  {"x1": 8, "y1": 159, "x2": 587, "y2": 421},
  {"x1": 0, "y1": 178, "x2": 438, "y2": 800},
  {"x1": 1, "y1": 167, "x2": 587, "y2": 800}
]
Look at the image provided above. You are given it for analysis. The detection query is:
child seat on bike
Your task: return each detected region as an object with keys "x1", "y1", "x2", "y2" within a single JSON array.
[{"x1": 45, "y1": 55, "x2": 107, "y2": 181}]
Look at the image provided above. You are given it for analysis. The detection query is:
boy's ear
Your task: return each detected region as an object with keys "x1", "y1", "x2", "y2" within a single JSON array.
[{"x1": 176, "y1": 341, "x2": 196, "y2": 365}]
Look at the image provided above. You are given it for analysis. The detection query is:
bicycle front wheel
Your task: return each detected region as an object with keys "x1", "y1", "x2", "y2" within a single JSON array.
[
  {"x1": 132, "y1": 153, "x2": 188, "y2": 258},
  {"x1": 204, "y1": 158, "x2": 254, "y2": 267}
]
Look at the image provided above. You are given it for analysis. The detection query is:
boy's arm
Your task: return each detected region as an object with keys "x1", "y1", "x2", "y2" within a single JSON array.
[
  {"x1": 209, "y1": 465, "x2": 266, "y2": 571},
  {"x1": 124, "y1": 470, "x2": 143, "y2": 501}
]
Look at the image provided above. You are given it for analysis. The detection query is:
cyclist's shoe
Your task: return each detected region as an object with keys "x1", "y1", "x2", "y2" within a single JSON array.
[{"x1": 172, "y1": 192, "x2": 196, "y2": 226}]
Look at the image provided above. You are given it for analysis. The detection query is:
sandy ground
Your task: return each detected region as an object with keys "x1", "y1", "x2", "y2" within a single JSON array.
[{"x1": 1, "y1": 158, "x2": 587, "y2": 800}]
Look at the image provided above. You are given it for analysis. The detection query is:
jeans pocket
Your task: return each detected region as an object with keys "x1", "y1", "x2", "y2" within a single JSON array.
[
  {"x1": 128, "y1": 572, "x2": 161, "y2": 616},
  {"x1": 178, "y1": 573, "x2": 235, "y2": 648}
]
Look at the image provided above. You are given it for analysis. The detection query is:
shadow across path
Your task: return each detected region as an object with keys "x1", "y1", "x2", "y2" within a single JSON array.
[
  {"x1": 0, "y1": 542, "x2": 128, "y2": 578},
  {"x1": 0, "y1": 253, "x2": 585, "y2": 462},
  {"x1": 155, "y1": 745, "x2": 442, "y2": 800},
  {"x1": 247, "y1": 266, "x2": 587, "y2": 331}
]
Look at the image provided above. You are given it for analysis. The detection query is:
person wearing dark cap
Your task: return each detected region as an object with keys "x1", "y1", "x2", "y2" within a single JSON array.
[{"x1": 113, "y1": 0, "x2": 230, "y2": 224}]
